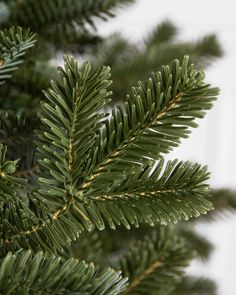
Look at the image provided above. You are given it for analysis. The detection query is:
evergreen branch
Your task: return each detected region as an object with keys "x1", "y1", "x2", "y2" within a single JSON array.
[
  {"x1": 211, "y1": 189, "x2": 236, "y2": 215},
  {"x1": 197, "y1": 189, "x2": 236, "y2": 221},
  {"x1": 95, "y1": 34, "x2": 137, "y2": 67},
  {"x1": 123, "y1": 260, "x2": 162, "y2": 294},
  {"x1": 96, "y1": 29, "x2": 222, "y2": 100},
  {"x1": 38, "y1": 55, "x2": 112, "y2": 194},
  {"x1": 0, "y1": 5, "x2": 223, "y2": 294},
  {"x1": 115, "y1": 228, "x2": 193, "y2": 295},
  {"x1": 0, "y1": 250, "x2": 128, "y2": 294},
  {"x1": 83, "y1": 56, "x2": 219, "y2": 189},
  {"x1": 0, "y1": 26, "x2": 36, "y2": 84},
  {"x1": 51, "y1": 26, "x2": 103, "y2": 53},
  {"x1": 8, "y1": 0, "x2": 134, "y2": 34},
  {"x1": 178, "y1": 227, "x2": 214, "y2": 260},
  {"x1": 0, "y1": 152, "x2": 212, "y2": 254},
  {"x1": 194, "y1": 34, "x2": 223, "y2": 61},
  {"x1": 173, "y1": 276, "x2": 217, "y2": 295},
  {"x1": 145, "y1": 20, "x2": 177, "y2": 47},
  {"x1": 0, "y1": 57, "x2": 215, "y2": 255},
  {"x1": 72, "y1": 160, "x2": 213, "y2": 229},
  {"x1": 83, "y1": 153, "x2": 210, "y2": 195},
  {"x1": 0, "y1": 56, "x2": 112, "y2": 254}
]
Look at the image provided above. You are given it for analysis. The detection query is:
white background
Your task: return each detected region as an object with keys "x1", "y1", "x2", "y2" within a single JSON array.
[{"x1": 97, "y1": 1, "x2": 236, "y2": 294}]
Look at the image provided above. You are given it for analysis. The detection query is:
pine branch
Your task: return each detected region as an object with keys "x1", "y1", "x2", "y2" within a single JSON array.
[
  {"x1": 145, "y1": 20, "x2": 177, "y2": 47},
  {"x1": 194, "y1": 35, "x2": 223, "y2": 64},
  {"x1": 52, "y1": 28, "x2": 103, "y2": 53},
  {"x1": 0, "y1": 6, "x2": 223, "y2": 295},
  {"x1": 211, "y1": 189, "x2": 236, "y2": 214},
  {"x1": 0, "y1": 56, "x2": 217, "y2": 255},
  {"x1": 197, "y1": 189, "x2": 236, "y2": 221},
  {"x1": 0, "y1": 56, "x2": 113, "y2": 254},
  {"x1": 0, "y1": 250, "x2": 128, "y2": 294},
  {"x1": 83, "y1": 56, "x2": 218, "y2": 190},
  {"x1": 37, "y1": 55, "x2": 112, "y2": 193},
  {"x1": 95, "y1": 34, "x2": 137, "y2": 68},
  {"x1": 7, "y1": 0, "x2": 134, "y2": 35},
  {"x1": 115, "y1": 228, "x2": 194, "y2": 295},
  {"x1": 76, "y1": 160, "x2": 213, "y2": 229},
  {"x1": 178, "y1": 227, "x2": 214, "y2": 260},
  {"x1": 173, "y1": 276, "x2": 217, "y2": 295},
  {"x1": 0, "y1": 26, "x2": 36, "y2": 84},
  {"x1": 95, "y1": 24, "x2": 222, "y2": 100}
]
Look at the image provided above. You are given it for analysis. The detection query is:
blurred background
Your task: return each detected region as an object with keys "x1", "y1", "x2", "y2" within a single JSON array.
[{"x1": 96, "y1": 0, "x2": 236, "y2": 294}]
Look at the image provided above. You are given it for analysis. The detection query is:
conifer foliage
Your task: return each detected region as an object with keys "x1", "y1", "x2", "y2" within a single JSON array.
[
  {"x1": 0, "y1": 0, "x2": 233, "y2": 294},
  {"x1": 0, "y1": 28, "x2": 219, "y2": 293},
  {"x1": 0, "y1": 54, "x2": 219, "y2": 253},
  {"x1": 0, "y1": 27, "x2": 36, "y2": 84}
]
